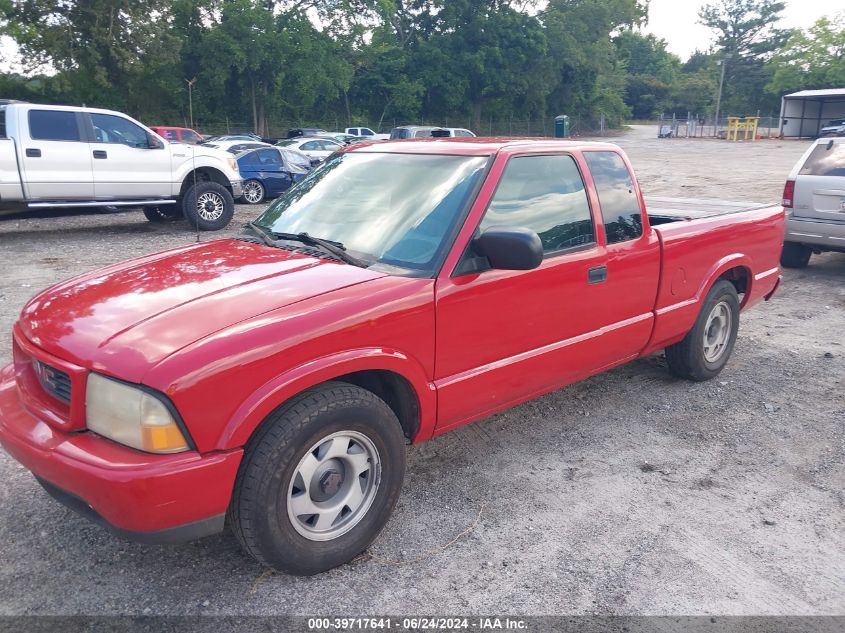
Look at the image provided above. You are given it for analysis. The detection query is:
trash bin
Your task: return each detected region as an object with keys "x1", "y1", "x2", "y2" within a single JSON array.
[{"x1": 554, "y1": 115, "x2": 570, "y2": 138}]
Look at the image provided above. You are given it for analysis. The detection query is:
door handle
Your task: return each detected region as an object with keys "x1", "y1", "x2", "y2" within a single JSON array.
[
  {"x1": 588, "y1": 265, "x2": 608, "y2": 284},
  {"x1": 93, "y1": 150, "x2": 108, "y2": 159},
  {"x1": 25, "y1": 148, "x2": 41, "y2": 158}
]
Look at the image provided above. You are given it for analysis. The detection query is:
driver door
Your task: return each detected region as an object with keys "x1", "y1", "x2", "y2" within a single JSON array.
[
  {"x1": 86, "y1": 112, "x2": 172, "y2": 199},
  {"x1": 433, "y1": 152, "x2": 651, "y2": 433}
]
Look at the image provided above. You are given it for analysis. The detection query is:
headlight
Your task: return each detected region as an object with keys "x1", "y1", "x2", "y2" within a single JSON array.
[
  {"x1": 227, "y1": 157, "x2": 239, "y2": 172},
  {"x1": 85, "y1": 373, "x2": 190, "y2": 453}
]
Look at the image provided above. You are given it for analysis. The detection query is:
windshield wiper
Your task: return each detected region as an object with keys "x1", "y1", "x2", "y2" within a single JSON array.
[
  {"x1": 278, "y1": 231, "x2": 370, "y2": 268},
  {"x1": 244, "y1": 222, "x2": 369, "y2": 268},
  {"x1": 243, "y1": 222, "x2": 278, "y2": 247}
]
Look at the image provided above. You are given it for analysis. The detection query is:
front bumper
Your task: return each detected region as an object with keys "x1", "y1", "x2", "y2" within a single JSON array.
[
  {"x1": 230, "y1": 178, "x2": 243, "y2": 198},
  {"x1": 0, "y1": 364, "x2": 243, "y2": 542},
  {"x1": 786, "y1": 216, "x2": 845, "y2": 251}
]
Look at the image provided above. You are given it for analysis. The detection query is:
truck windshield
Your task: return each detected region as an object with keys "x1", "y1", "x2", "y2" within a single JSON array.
[{"x1": 254, "y1": 152, "x2": 489, "y2": 276}]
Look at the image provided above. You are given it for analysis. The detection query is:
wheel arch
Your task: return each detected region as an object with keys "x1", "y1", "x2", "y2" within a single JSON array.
[
  {"x1": 216, "y1": 349, "x2": 436, "y2": 452},
  {"x1": 179, "y1": 166, "x2": 233, "y2": 197},
  {"x1": 696, "y1": 254, "x2": 753, "y2": 308}
]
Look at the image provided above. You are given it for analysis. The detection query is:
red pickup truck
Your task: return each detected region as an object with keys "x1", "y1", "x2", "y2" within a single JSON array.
[{"x1": 0, "y1": 139, "x2": 783, "y2": 575}]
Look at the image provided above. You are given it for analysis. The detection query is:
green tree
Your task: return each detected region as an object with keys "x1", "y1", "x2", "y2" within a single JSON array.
[
  {"x1": 614, "y1": 31, "x2": 680, "y2": 118},
  {"x1": 418, "y1": 0, "x2": 549, "y2": 130},
  {"x1": 543, "y1": 0, "x2": 646, "y2": 127},
  {"x1": 2, "y1": 0, "x2": 182, "y2": 117},
  {"x1": 698, "y1": 0, "x2": 790, "y2": 114},
  {"x1": 767, "y1": 14, "x2": 845, "y2": 95}
]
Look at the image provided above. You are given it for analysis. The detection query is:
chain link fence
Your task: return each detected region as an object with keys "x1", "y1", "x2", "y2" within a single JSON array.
[{"x1": 656, "y1": 113, "x2": 781, "y2": 139}]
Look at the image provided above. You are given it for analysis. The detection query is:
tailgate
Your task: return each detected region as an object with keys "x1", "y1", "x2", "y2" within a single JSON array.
[{"x1": 794, "y1": 176, "x2": 845, "y2": 222}]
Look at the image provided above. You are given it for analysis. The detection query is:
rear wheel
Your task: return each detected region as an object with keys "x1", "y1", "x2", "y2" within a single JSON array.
[
  {"x1": 780, "y1": 241, "x2": 812, "y2": 269},
  {"x1": 182, "y1": 181, "x2": 234, "y2": 231},
  {"x1": 229, "y1": 382, "x2": 406, "y2": 575},
  {"x1": 142, "y1": 206, "x2": 182, "y2": 222},
  {"x1": 241, "y1": 179, "x2": 266, "y2": 204},
  {"x1": 665, "y1": 280, "x2": 740, "y2": 381}
]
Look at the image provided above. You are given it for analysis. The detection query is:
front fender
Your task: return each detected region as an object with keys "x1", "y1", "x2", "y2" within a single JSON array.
[
  {"x1": 172, "y1": 154, "x2": 239, "y2": 190},
  {"x1": 215, "y1": 348, "x2": 437, "y2": 451}
]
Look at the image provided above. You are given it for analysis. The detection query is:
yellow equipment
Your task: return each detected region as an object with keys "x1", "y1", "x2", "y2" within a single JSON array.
[{"x1": 726, "y1": 116, "x2": 759, "y2": 141}]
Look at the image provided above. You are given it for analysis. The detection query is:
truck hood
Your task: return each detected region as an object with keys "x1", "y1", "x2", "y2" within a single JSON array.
[
  {"x1": 181, "y1": 144, "x2": 233, "y2": 163},
  {"x1": 19, "y1": 239, "x2": 386, "y2": 382}
]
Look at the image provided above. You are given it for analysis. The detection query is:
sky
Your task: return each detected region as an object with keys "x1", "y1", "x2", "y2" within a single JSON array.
[{"x1": 645, "y1": 0, "x2": 839, "y2": 60}]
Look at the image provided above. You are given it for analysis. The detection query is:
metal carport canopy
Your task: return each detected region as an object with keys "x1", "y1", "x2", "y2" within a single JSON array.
[{"x1": 779, "y1": 88, "x2": 845, "y2": 139}]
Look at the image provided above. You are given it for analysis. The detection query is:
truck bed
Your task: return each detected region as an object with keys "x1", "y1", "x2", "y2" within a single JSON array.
[
  {"x1": 642, "y1": 199, "x2": 784, "y2": 354},
  {"x1": 646, "y1": 196, "x2": 772, "y2": 224}
]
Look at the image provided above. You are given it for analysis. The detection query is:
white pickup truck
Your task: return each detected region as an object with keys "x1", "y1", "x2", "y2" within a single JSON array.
[{"x1": 0, "y1": 103, "x2": 243, "y2": 230}]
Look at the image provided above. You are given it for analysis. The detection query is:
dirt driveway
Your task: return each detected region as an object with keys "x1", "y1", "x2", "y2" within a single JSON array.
[{"x1": 0, "y1": 127, "x2": 842, "y2": 616}]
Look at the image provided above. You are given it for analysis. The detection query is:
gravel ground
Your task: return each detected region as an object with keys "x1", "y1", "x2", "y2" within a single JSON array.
[{"x1": 0, "y1": 126, "x2": 842, "y2": 616}]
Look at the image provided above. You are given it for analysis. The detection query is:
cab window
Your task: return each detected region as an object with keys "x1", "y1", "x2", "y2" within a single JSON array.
[
  {"x1": 90, "y1": 113, "x2": 149, "y2": 148},
  {"x1": 29, "y1": 110, "x2": 81, "y2": 142},
  {"x1": 479, "y1": 154, "x2": 595, "y2": 253},
  {"x1": 583, "y1": 151, "x2": 642, "y2": 244}
]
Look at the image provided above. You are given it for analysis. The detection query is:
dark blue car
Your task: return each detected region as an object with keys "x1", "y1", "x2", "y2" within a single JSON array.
[{"x1": 237, "y1": 147, "x2": 311, "y2": 204}]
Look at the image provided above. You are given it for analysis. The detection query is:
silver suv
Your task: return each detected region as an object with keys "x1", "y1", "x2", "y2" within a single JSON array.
[{"x1": 781, "y1": 137, "x2": 845, "y2": 267}]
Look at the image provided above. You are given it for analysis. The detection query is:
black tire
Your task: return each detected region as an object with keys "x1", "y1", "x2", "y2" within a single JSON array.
[
  {"x1": 229, "y1": 381, "x2": 406, "y2": 575},
  {"x1": 142, "y1": 206, "x2": 168, "y2": 223},
  {"x1": 142, "y1": 206, "x2": 182, "y2": 222},
  {"x1": 241, "y1": 179, "x2": 266, "y2": 204},
  {"x1": 780, "y1": 241, "x2": 812, "y2": 269},
  {"x1": 182, "y1": 181, "x2": 234, "y2": 231},
  {"x1": 665, "y1": 280, "x2": 740, "y2": 382}
]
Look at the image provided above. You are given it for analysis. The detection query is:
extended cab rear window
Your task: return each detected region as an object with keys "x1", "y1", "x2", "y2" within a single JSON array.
[
  {"x1": 800, "y1": 142, "x2": 845, "y2": 177},
  {"x1": 29, "y1": 110, "x2": 81, "y2": 142},
  {"x1": 480, "y1": 154, "x2": 595, "y2": 253},
  {"x1": 584, "y1": 151, "x2": 643, "y2": 244}
]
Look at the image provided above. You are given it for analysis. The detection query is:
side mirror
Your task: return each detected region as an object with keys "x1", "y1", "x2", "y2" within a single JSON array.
[
  {"x1": 147, "y1": 134, "x2": 164, "y2": 149},
  {"x1": 474, "y1": 227, "x2": 543, "y2": 271}
]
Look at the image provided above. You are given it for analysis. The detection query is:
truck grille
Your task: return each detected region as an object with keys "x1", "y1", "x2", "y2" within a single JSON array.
[{"x1": 33, "y1": 360, "x2": 72, "y2": 404}]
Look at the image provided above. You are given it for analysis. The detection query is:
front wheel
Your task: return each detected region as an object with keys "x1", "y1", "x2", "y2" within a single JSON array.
[
  {"x1": 229, "y1": 382, "x2": 406, "y2": 575},
  {"x1": 241, "y1": 179, "x2": 266, "y2": 204},
  {"x1": 182, "y1": 181, "x2": 234, "y2": 231},
  {"x1": 665, "y1": 280, "x2": 740, "y2": 381}
]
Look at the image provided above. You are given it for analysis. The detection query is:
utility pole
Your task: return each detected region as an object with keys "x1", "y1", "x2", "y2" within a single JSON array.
[
  {"x1": 184, "y1": 77, "x2": 197, "y2": 129},
  {"x1": 714, "y1": 54, "x2": 730, "y2": 137}
]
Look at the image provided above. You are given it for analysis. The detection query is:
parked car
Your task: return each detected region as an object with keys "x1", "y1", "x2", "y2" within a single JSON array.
[
  {"x1": 237, "y1": 147, "x2": 311, "y2": 204},
  {"x1": 149, "y1": 126, "x2": 204, "y2": 144},
  {"x1": 389, "y1": 125, "x2": 440, "y2": 139},
  {"x1": 431, "y1": 127, "x2": 476, "y2": 138},
  {"x1": 324, "y1": 132, "x2": 361, "y2": 145},
  {"x1": 275, "y1": 136, "x2": 344, "y2": 162},
  {"x1": 204, "y1": 134, "x2": 261, "y2": 143},
  {"x1": 0, "y1": 138, "x2": 784, "y2": 575},
  {"x1": 344, "y1": 127, "x2": 390, "y2": 140},
  {"x1": 0, "y1": 102, "x2": 242, "y2": 230},
  {"x1": 286, "y1": 127, "x2": 327, "y2": 139},
  {"x1": 819, "y1": 119, "x2": 845, "y2": 137},
  {"x1": 780, "y1": 137, "x2": 845, "y2": 267},
  {"x1": 389, "y1": 125, "x2": 475, "y2": 139},
  {"x1": 203, "y1": 139, "x2": 271, "y2": 154}
]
